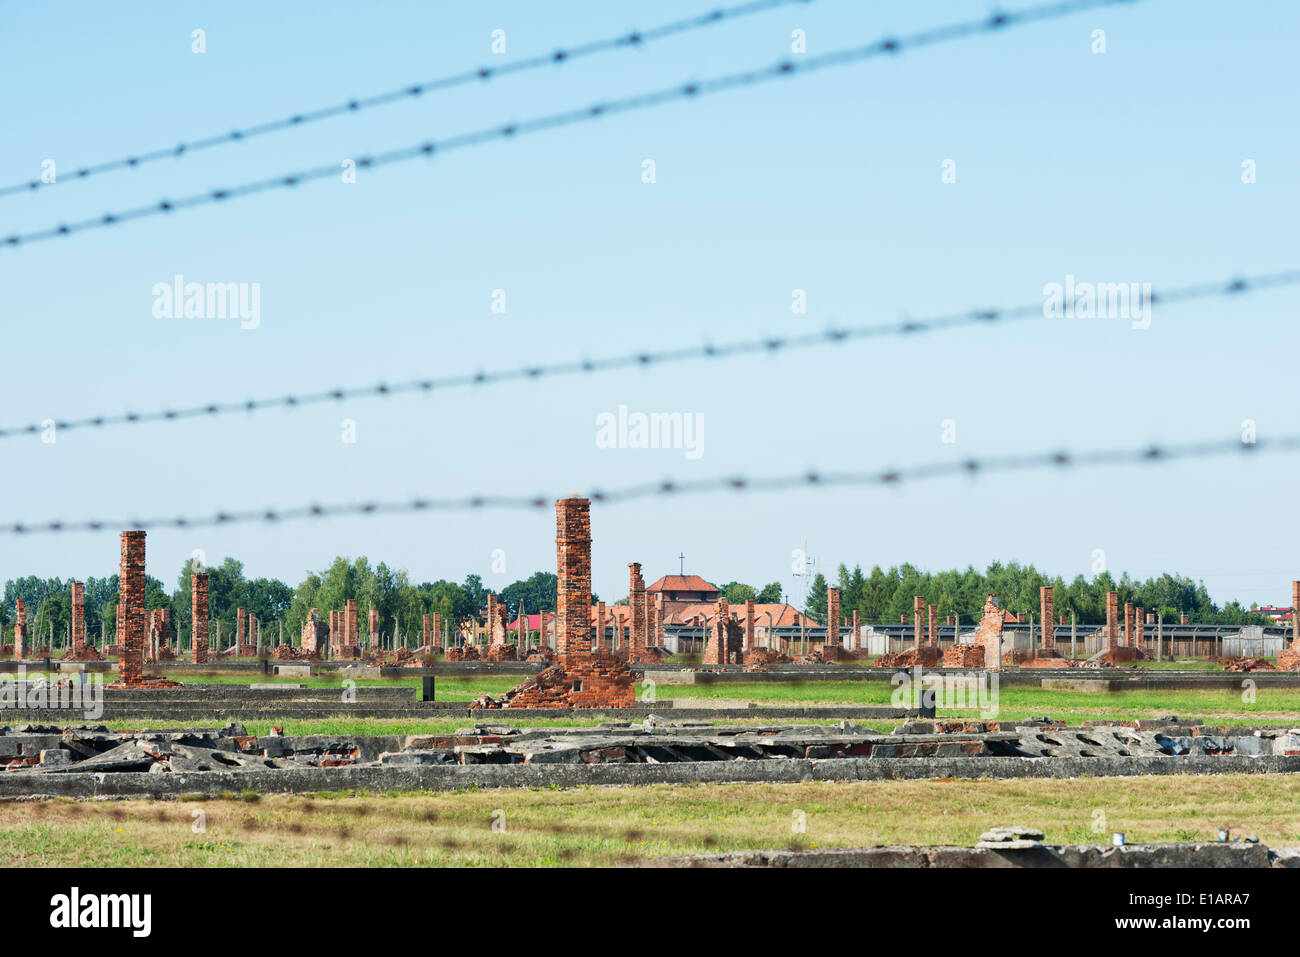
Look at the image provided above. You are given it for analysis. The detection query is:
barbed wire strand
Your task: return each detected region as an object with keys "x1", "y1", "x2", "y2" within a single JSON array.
[
  {"x1": 1, "y1": 432, "x2": 1288, "y2": 535},
  {"x1": 4, "y1": 265, "x2": 1293, "y2": 441},
  {"x1": 0, "y1": 0, "x2": 815, "y2": 200},
  {"x1": 1, "y1": 0, "x2": 1136, "y2": 249}
]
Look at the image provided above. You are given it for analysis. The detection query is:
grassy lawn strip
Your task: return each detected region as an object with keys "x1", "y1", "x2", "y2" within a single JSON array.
[{"x1": 2, "y1": 774, "x2": 1296, "y2": 867}]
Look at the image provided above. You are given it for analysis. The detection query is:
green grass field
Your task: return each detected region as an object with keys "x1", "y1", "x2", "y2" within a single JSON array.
[
  {"x1": 3, "y1": 774, "x2": 1296, "y2": 866},
  {"x1": 10, "y1": 660, "x2": 1297, "y2": 866}
]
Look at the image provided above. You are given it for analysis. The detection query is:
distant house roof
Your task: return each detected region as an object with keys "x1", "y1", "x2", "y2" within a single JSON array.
[
  {"x1": 668, "y1": 602, "x2": 814, "y2": 628},
  {"x1": 507, "y1": 612, "x2": 554, "y2": 631},
  {"x1": 646, "y1": 574, "x2": 718, "y2": 594}
]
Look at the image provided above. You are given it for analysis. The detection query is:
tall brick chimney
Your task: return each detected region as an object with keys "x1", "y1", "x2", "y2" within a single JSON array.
[
  {"x1": 555, "y1": 498, "x2": 593, "y2": 656},
  {"x1": 118, "y1": 532, "x2": 147, "y2": 683},
  {"x1": 70, "y1": 582, "x2": 87, "y2": 657},
  {"x1": 14, "y1": 599, "x2": 27, "y2": 659},
  {"x1": 627, "y1": 562, "x2": 645, "y2": 660},
  {"x1": 1123, "y1": 603, "x2": 1135, "y2": 648},
  {"x1": 913, "y1": 596, "x2": 925, "y2": 651},
  {"x1": 1039, "y1": 586, "x2": 1054, "y2": 650},
  {"x1": 1106, "y1": 592, "x2": 1119, "y2": 648},
  {"x1": 825, "y1": 587, "x2": 840, "y2": 651},
  {"x1": 1293, "y1": 581, "x2": 1300, "y2": 649},
  {"x1": 191, "y1": 572, "x2": 209, "y2": 664}
]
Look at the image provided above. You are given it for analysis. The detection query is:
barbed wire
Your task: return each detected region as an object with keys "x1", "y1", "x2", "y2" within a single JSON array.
[
  {"x1": 0, "y1": 0, "x2": 813, "y2": 201},
  {"x1": 4, "y1": 265, "x2": 1293, "y2": 441},
  {"x1": 0, "y1": 431, "x2": 1288, "y2": 535},
  {"x1": 1, "y1": 0, "x2": 1136, "y2": 249}
]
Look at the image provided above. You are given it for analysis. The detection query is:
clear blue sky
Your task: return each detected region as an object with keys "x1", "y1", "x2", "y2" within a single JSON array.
[{"x1": 1, "y1": 0, "x2": 1297, "y2": 608}]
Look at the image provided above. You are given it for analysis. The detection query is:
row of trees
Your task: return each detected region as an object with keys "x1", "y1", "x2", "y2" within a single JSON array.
[
  {"x1": 801, "y1": 561, "x2": 1275, "y2": 627},
  {"x1": 0, "y1": 558, "x2": 561, "y2": 648},
  {"x1": 2, "y1": 557, "x2": 1278, "y2": 647}
]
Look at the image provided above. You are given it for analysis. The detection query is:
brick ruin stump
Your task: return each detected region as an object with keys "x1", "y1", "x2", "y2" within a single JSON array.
[
  {"x1": 485, "y1": 643, "x2": 519, "y2": 662},
  {"x1": 108, "y1": 532, "x2": 183, "y2": 690},
  {"x1": 446, "y1": 645, "x2": 481, "y2": 662},
  {"x1": 474, "y1": 497, "x2": 634, "y2": 710},
  {"x1": 942, "y1": 643, "x2": 986, "y2": 668},
  {"x1": 743, "y1": 648, "x2": 790, "y2": 666},
  {"x1": 874, "y1": 646, "x2": 943, "y2": 669}
]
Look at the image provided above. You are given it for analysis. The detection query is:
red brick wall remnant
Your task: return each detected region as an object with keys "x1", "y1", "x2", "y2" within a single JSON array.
[
  {"x1": 1106, "y1": 592, "x2": 1119, "y2": 648},
  {"x1": 974, "y1": 594, "x2": 1004, "y2": 671},
  {"x1": 119, "y1": 532, "x2": 147, "y2": 683},
  {"x1": 1039, "y1": 587, "x2": 1054, "y2": 650},
  {"x1": 596, "y1": 602, "x2": 607, "y2": 650},
  {"x1": 13, "y1": 599, "x2": 27, "y2": 659},
  {"x1": 826, "y1": 587, "x2": 840, "y2": 652},
  {"x1": 236, "y1": 608, "x2": 246, "y2": 652},
  {"x1": 852, "y1": 608, "x2": 861, "y2": 652},
  {"x1": 745, "y1": 599, "x2": 755, "y2": 651},
  {"x1": 191, "y1": 572, "x2": 209, "y2": 664},
  {"x1": 1124, "y1": 602, "x2": 1135, "y2": 648},
  {"x1": 346, "y1": 600, "x2": 358, "y2": 649},
  {"x1": 422, "y1": 614, "x2": 431, "y2": 650},
  {"x1": 369, "y1": 608, "x2": 380, "y2": 649},
  {"x1": 1180, "y1": 613, "x2": 1188, "y2": 625},
  {"x1": 927, "y1": 603, "x2": 938, "y2": 647},
  {"x1": 1134, "y1": 607, "x2": 1145, "y2": 650},
  {"x1": 943, "y1": 643, "x2": 987, "y2": 668}
]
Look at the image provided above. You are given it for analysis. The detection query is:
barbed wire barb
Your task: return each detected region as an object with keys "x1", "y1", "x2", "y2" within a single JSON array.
[
  {"x1": 1, "y1": 0, "x2": 1136, "y2": 249},
  {"x1": 2, "y1": 265, "x2": 1293, "y2": 441},
  {"x1": 1, "y1": 431, "x2": 1291, "y2": 535},
  {"x1": 0, "y1": 0, "x2": 814, "y2": 200}
]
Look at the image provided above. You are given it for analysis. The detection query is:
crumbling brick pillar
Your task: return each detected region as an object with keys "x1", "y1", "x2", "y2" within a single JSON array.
[
  {"x1": 117, "y1": 531, "x2": 147, "y2": 683},
  {"x1": 1039, "y1": 586, "x2": 1054, "y2": 650},
  {"x1": 236, "y1": 607, "x2": 246, "y2": 651},
  {"x1": 422, "y1": 613, "x2": 431, "y2": 650},
  {"x1": 1293, "y1": 581, "x2": 1300, "y2": 648},
  {"x1": 627, "y1": 562, "x2": 645, "y2": 659},
  {"x1": 486, "y1": 594, "x2": 502, "y2": 646},
  {"x1": 1134, "y1": 607, "x2": 1145, "y2": 650},
  {"x1": 433, "y1": 612, "x2": 442, "y2": 649},
  {"x1": 707, "y1": 597, "x2": 731, "y2": 665},
  {"x1": 249, "y1": 614, "x2": 259, "y2": 654},
  {"x1": 745, "y1": 599, "x2": 755, "y2": 651},
  {"x1": 70, "y1": 582, "x2": 87, "y2": 657},
  {"x1": 191, "y1": 571, "x2": 209, "y2": 664},
  {"x1": 302, "y1": 609, "x2": 320, "y2": 655},
  {"x1": 655, "y1": 593, "x2": 665, "y2": 647},
  {"x1": 975, "y1": 594, "x2": 1004, "y2": 671},
  {"x1": 1180, "y1": 613, "x2": 1188, "y2": 625},
  {"x1": 329, "y1": 610, "x2": 340, "y2": 656},
  {"x1": 852, "y1": 608, "x2": 861, "y2": 652},
  {"x1": 556, "y1": 497, "x2": 593, "y2": 655},
  {"x1": 927, "y1": 603, "x2": 938, "y2": 647},
  {"x1": 369, "y1": 608, "x2": 380, "y2": 649},
  {"x1": 1123, "y1": 602, "x2": 1135, "y2": 648},
  {"x1": 913, "y1": 596, "x2": 925, "y2": 651},
  {"x1": 1106, "y1": 592, "x2": 1119, "y2": 648},
  {"x1": 345, "y1": 599, "x2": 358, "y2": 653},
  {"x1": 826, "y1": 587, "x2": 840, "y2": 651},
  {"x1": 13, "y1": 599, "x2": 27, "y2": 659},
  {"x1": 596, "y1": 602, "x2": 607, "y2": 651}
]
